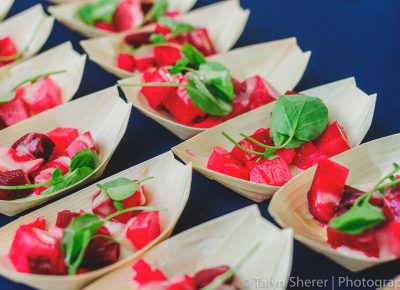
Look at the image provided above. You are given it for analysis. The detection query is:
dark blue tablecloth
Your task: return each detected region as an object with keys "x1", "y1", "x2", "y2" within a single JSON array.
[{"x1": 2, "y1": 1, "x2": 400, "y2": 289}]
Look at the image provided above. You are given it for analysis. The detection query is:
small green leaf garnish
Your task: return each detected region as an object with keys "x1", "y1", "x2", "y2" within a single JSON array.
[
  {"x1": 158, "y1": 16, "x2": 194, "y2": 36},
  {"x1": 97, "y1": 177, "x2": 139, "y2": 201},
  {"x1": 148, "y1": 0, "x2": 168, "y2": 22},
  {"x1": 149, "y1": 33, "x2": 165, "y2": 44},
  {"x1": 77, "y1": 0, "x2": 119, "y2": 26}
]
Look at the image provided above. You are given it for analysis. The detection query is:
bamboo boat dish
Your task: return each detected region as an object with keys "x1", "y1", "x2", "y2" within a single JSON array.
[
  {"x1": 0, "y1": 151, "x2": 192, "y2": 290},
  {"x1": 119, "y1": 37, "x2": 310, "y2": 140},
  {"x1": 172, "y1": 77, "x2": 376, "y2": 202},
  {"x1": 0, "y1": 5, "x2": 54, "y2": 71},
  {"x1": 269, "y1": 134, "x2": 400, "y2": 272},
  {"x1": 0, "y1": 86, "x2": 131, "y2": 216},
  {"x1": 83, "y1": 205, "x2": 293, "y2": 290},
  {"x1": 0, "y1": 0, "x2": 14, "y2": 21},
  {"x1": 0, "y1": 41, "x2": 86, "y2": 129},
  {"x1": 81, "y1": 0, "x2": 251, "y2": 79},
  {"x1": 49, "y1": 0, "x2": 198, "y2": 38}
]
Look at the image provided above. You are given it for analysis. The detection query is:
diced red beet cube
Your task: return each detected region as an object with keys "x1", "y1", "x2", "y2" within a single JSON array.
[
  {"x1": 94, "y1": 21, "x2": 115, "y2": 32},
  {"x1": 327, "y1": 226, "x2": 380, "y2": 258},
  {"x1": 22, "y1": 76, "x2": 62, "y2": 115},
  {"x1": 125, "y1": 211, "x2": 161, "y2": 250},
  {"x1": 8, "y1": 217, "x2": 66, "y2": 275},
  {"x1": 0, "y1": 146, "x2": 44, "y2": 174},
  {"x1": 117, "y1": 53, "x2": 136, "y2": 72},
  {"x1": 163, "y1": 77, "x2": 206, "y2": 125},
  {"x1": 154, "y1": 23, "x2": 172, "y2": 35},
  {"x1": 82, "y1": 226, "x2": 120, "y2": 270},
  {"x1": 0, "y1": 169, "x2": 32, "y2": 200},
  {"x1": 0, "y1": 89, "x2": 29, "y2": 127},
  {"x1": 383, "y1": 188, "x2": 400, "y2": 222},
  {"x1": 238, "y1": 76, "x2": 279, "y2": 110},
  {"x1": 315, "y1": 121, "x2": 350, "y2": 157},
  {"x1": 55, "y1": 210, "x2": 81, "y2": 228},
  {"x1": 92, "y1": 186, "x2": 146, "y2": 223},
  {"x1": 307, "y1": 159, "x2": 349, "y2": 224},
  {"x1": 64, "y1": 131, "x2": 97, "y2": 159},
  {"x1": 113, "y1": 0, "x2": 144, "y2": 32},
  {"x1": 275, "y1": 148, "x2": 296, "y2": 165},
  {"x1": 207, "y1": 146, "x2": 249, "y2": 180},
  {"x1": 165, "y1": 10, "x2": 180, "y2": 18},
  {"x1": 47, "y1": 127, "x2": 79, "y2": 158},
  {"x1": 230, "y1": 128, "x2": 272, "y2": 165},
  {"x1": 12, "y1": 132, "x2": 55, "y2": 161},
  {"x1": 194, "y1": 265, "x2": 232, "y2": 288},
  {"x1": 0, "y1": 37, "x2": 17, "y2": 66},
  {"x1": 377, "y1": 221, "x2": 400, "y2": 258},
  {"x1": 124, "y1": 31, "x2": 152, "y2": 48},
  {"x1": 188, "y1": 28, "x2": 216, "y2": 56},
  {"x1": 192, "y1": 116, "x2": 223, "y2": 128},
  {"x1": 132, "y1": 259, "x2": 167, "y2": 285},
  {"x1": 231, "y1": 77, "x2": 241, "y2": 94},
  {"x1": 154, "y1": 43, "x2": 182, "y2": 67},
  {"x1": 249, "y1": 157, "x2": 292, "y2": 186},
  {"x1": 141, "y1": 68, "x2": 177, "y2": 110},
  {"x1": 32, "y1": 156, "x2": 71, "y2": 195},
  {"x1": 292, "y1": 141, "x2": 329, "y2": 170},
  {"x1": 134, "y1": 49, "x2": 156, "y2": 72}
]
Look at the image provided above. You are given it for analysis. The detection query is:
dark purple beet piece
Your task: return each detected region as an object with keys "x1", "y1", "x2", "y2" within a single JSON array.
[
  {"x1": 194, "y1": 265, "x2": 233, "y2": 288},
  {"x1": 124, "y1": 31, "x2": 152, "y2": 48},
  {"x1": 12, "y1": 132, "x2": 55, "y2": 161},
  {"x1": 0, "y1": 169, "x2": 32, "y2": 200}
]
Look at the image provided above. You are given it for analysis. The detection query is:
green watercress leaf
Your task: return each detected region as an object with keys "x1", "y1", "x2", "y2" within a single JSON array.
[
  {"x1": 158, "y1": 16, "x2": 194, "y2": 36},
  {"x1": 270, "y1": 129, "x2": 304, "y2": 149},
  {"x1": 149, "y1": 0, "x2": 168, "y2": 22},
  {"x1": 271, "y1": 95, "x2": 329, "y2": 146},
  {"x1": 62, "y1": 214, "x2": 104, "y2": 275},
  {"x1": 97, "y1": 177, "x2": 139, "y2": 201},
  {"x1": 149, "y1": 33, "x2": 165, "y2": 44},
  {"x1": 169, "y1": 58, "x2": 190, "y2": 75},
  {"x1": 41, "y1": 167, "x2": 94, "y2": 195},
  {"x1": 181, "y1": 43, "x2": 206, "y2": 69},
  {"x1": 196, "y1": 62, "x2": 234, "y2": 103},
  {"x1": 186, "y1": 74, "x2": 232, "y2": 116},
  {"x1": 77, "y1": 0, "x2": 118, "y2": 26},
  {"x1": 113, "y1": 201, "x2": 124, "y2": 211},
  {"x1": 70, "y1": 149, "x2": 100, "y2": 172}
]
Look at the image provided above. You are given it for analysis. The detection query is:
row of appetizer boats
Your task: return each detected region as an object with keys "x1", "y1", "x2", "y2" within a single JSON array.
[{"x1": 0, "y1": 0, "x2": 399, "y2": 289}]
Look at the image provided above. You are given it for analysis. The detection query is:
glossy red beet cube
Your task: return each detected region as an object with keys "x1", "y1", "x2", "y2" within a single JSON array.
[
  {"x1": 194, "y1": 265, "x2": 232, "y2": 288},
  {"x1": 134, "y1": 49, "x2": 156, "y2": 72},
  {"x1": 94, "y1": 21, "x2": 115, "y2": 32},
  {"x1": 154, "y1": 44, "x2": 182, "y2": 67},
  {"x1": 0, "y1": 169, "x2": 32, "y2": 200},
  {"x1": 154, "y1": 23, "x2": 172, "y2": 35},
  {"x1": 230, "y1": 128, "x2": 272, "y2": 165},
  {"x1": 315, "y1": 121, "x2": 350, "y2": 157},
  {"x1": 163, "y1": 78, "x2": 206, "y2": 125},
  {"x1": 55, "y1": 210, "x2": 81, "y2": 228},
  {"x1": 188, "y1": 28, "x2": 216, "y2": 56},
  {"x1": 327, "y1": 226, "x2": 380, "y2": 258},
  {"x1": 132, "y1": 259, "x2": 167, "y2": 285},
  {"x1": 125, "y1": 211, "x2": 161, "y2": 250},
  {"x1": 12, "y1": 132, "x2": 55, "y2": 161},
  {"x1": 377, "y1": 221, "x2": 400, "y2": 258},
  {"x1": 383, "y1": 188, "x2": 400, "y2": 222},
  {"x1": 141, "y1": 68, "x2": 177, "y2": 110},
  {"x1": 33, "y1": 156, "x2": 71, "y2": 195},
  {"x1": 207, "y1": 146, "x2": 249, "y2": 180},
  {"x1": 113, "y1": 0, "x2": 144, "y2": 32},
  {"x1": 117, "y1": 53, "x2": 136, "y2": 72},
  {"x1": 292, "y1": 142, "x2": 328, "y2": 170},
  {"x1": 0, "y1": 89, "x2": 29, "y2": 127},
  {"x1": 0, "y1": 146, "x2": 44, "y2": 174},
  {"x1": 92, "y1": 186, "x2": 146, "y2": 223},
  {"x1": 307, "y1": 159, "x2": 349, "y2": 224},
  {"x1": 65, "y1": 131, "x2": 97, "y2": 159},
  {"x1": 249, "y1": 157, "x2": 292, "y2": 186},
  {"x1": 192, "y1": 116, "x2": 223, "y2": 128},
  {"x1": 22, "y1": 77, "x2": 62, "y2": 115},
  {"x1": 0, "y1": 37, "x2": 17, "y2": 66},
  {"x1": 47, "y1": 127, "x2": 79, "y2": 158},
  {"x1": 238, "y1": 76, "x2": 279, "y2": 110},
  {"x1": 81, "y1": 226, "x2": 120, "y2": 270},
  {"x1": 275, "y1": 148, "x2": 296, "y2": 165},
  {"x1": 8, "y1": 217, "x2": 66, "y2": 275}
]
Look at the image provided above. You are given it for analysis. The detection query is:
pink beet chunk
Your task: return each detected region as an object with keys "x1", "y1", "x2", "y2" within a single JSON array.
[
  {"x1": 0, "y1": 37, "x2": 18, "y2": 66},
  {"x1": 188, "y1": 28, "x2": 216, "y2": 56},
  {"x1": 0, "y1": 169, "x2": 33, "y2": 200},
  {"x1": 0, "y1": 146, "x2": 44, "y2": 174},
  {"x1": 113, "y1": 0, "x2": 144, "y2": 32},
  {"x1": 307, "y1": 159, "x2": 349, "y2": 224},
  {"x1": 207, "y1": 146, "x2": 249, "y2": 180},
  {"x1": 153, "y1": 43, "x2": 182, "y2": 67},
  {"x1": 249, "y1": 157, "x2": 292, "y2": 186},
  {"x1": 132, "y1": 259, "x2": 167, "y2": 285},
  {"x1": 292, "y1": 141, "x2": 329, "y2": 170},
  {"x1": 0, "y1": 89, "x2": 29, "y2": 127},
  {"x1": 125, "y1": 211, "x2": 161, "y2": 250},
  {"x1": 238, "y1": 76, "x2": 279, "y2": 110},
  {"x1": 47, "y1": 127, "x2": 79, "y2": 158},
  {"x1": 117, "y1": 53, "x2": 136, "y2": 72},
  {"x1": 64, "y1": 131, "x2": 97, "y2": 159}
]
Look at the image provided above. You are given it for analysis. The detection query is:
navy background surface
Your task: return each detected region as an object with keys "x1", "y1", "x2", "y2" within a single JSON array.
[{"x1": 1, "y1": 1, "x2": 400, "y2": 289}]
